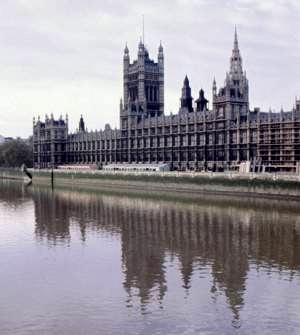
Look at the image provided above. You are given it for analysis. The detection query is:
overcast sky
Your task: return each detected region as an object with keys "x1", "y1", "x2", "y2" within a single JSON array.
[{"x1": 1, "y1": 0, "x2": 300, "y2": 138}]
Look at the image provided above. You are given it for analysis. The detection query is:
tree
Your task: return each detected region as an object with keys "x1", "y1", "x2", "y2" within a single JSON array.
[{"x1": 0, "y1": 137, "x2": 33, "y2": 168}]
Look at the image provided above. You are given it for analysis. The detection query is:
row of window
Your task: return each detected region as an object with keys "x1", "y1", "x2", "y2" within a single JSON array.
[
  {"x1": 34, "y1": 129, "x2": 66, "y2": 140},
  {"x1": 64, "y1": 133, "x2": 255, "y2": 151},
  {"x1": 65, "y1": 150, "x2": 243, "y2": 163}
]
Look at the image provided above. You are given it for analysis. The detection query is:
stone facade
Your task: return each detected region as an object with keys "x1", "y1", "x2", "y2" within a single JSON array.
[{"x1": 33, "y1": 30, "x2": 300, "y2": 172}]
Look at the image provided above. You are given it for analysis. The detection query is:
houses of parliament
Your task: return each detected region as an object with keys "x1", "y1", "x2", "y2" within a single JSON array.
[{"x1": 33, "y1": 29, "x2": 300, "y2": 172}]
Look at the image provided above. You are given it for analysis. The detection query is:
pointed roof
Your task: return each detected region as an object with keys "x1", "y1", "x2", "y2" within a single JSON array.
[
  {"x1": 158, "y1": 40, "x2": 163, "y2": 53},
  {"x1": 124, "y1": 42, "x2": 129, "y2": 54},
  {"x1": 230, "y1": 26, "x2": 243, "y2": 77},
  {"x1": 195, "y1": 88, "x2": 208, "y2": 102},
  {"x1": 181, "y1": 75, "x2": 193, "y2": 108},
  {"x1": 184, "y1": 75, "x2": 190, "y2": 86},
  {"x1": 232, "y1": 26, "x2": 240, "y2": 57},
  {"x1": 123, "y1": 43, "x2": 129, "y2": 61},
  {"x1": 79, "y1": 114, "x2": 85, "y2": 132},
  {"x1": 234, "y1": 25, "x2": 239, "y2": 50},
  {"x1": 138, "y1": 37, "x2": 144, "y2": 49},
  {"x1": 137, "y1": 37, "x2": 150, "y2": 59}
]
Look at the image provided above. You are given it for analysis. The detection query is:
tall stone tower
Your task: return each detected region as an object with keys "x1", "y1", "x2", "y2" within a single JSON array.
[
  {"x1": 213, "y1": 28, "x2": 249, "y2": 120},
  {"x1": 120, "y1": 40, "x2": 164, "y2": 129}
]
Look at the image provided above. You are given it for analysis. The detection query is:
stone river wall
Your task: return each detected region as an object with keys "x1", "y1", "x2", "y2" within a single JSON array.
[{"x1": 1, "y1": 168, "x2": 300, "y2": 199}]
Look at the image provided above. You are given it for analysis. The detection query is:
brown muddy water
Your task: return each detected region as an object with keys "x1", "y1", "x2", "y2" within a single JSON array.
[{"x1": 0, "y1": 180, "x2": 300, "y2": 335}]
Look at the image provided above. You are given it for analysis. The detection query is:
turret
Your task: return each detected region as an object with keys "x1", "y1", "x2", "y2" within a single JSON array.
[
  {"x1": 138, "y1": 38, "x2": 144, "y2": 59},
  {"x1": 158, "y1": 41, "x2": 164, "y2": 64},
  {"x1": 213, "y1": 78, "x2": 217, "y2": 97},
  {"x1": 123, "y1": 43, "x2": 130, "y2": 107},
  {"x1": 180, "y1": 75, "x2": 193, "y2": 113},
  {"x1": 123, "y1": 43, "x2": 130, "y2": 63},
  {"x1": 79, "y1": 115, "x2": 85, "y2": 132},
  {"x1": 296, "y1": 97, "x2": 300, "y2": 112},
  {"x1": 195, "y1": 89, "x2": 209, "y2": 112},
  {"x1": 157, "y1": 41, "x2": 164, "y2": 117}
]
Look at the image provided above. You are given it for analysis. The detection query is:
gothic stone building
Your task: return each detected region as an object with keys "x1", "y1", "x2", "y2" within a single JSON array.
[{"x1": 33, "y1": 30, "x2": 300, "y2": 172}]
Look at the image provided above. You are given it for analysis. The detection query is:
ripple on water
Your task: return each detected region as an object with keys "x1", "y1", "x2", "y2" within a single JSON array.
[{"x1": 1, "y1": 181, "x2": 300, "y2": 335}]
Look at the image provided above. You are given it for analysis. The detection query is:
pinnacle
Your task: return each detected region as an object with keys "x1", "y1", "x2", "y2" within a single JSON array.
[
  {"x1": 234, "y1": 25, "x2": 239, "y2": 50},
  {"x1": 139, "y1": 36, "x2": 143, "y2": 48},
  {"x1": 159, "y1": 40, "x2": 163, "y2": 52},
  {"x1": 184, "y1": 75, "x2": 189, "y2": 85},
  {"x1": 124, "y1": 42, "x2": 129, "y2": 54}
]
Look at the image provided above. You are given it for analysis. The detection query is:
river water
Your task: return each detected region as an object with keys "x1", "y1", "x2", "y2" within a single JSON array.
[{"x1": 0, "y1": 180, "x2": 300, "y2": 335}]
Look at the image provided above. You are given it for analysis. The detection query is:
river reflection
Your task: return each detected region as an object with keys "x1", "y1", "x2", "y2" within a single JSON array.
[{"x1": 1, "y1": 180, "x2": 300, "y2": 334}]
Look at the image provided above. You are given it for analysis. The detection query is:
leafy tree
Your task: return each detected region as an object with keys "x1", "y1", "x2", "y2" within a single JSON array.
[{"x1": 0, "y1": 137, "x2": 33, "y2": 168}]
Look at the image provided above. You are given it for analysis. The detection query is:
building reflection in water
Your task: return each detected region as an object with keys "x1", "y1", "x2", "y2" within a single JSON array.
[
  {"x1": 0, "y1": 180, "x2": 32, "y2": 208},
  {"x1": 30, "y1": 185, "x2": 300, "y2": 321}
]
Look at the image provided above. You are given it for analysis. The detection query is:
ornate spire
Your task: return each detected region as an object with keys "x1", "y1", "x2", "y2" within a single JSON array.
[
  {"x1": 138, "y1": 37, "x2": 145, "y2": 58},
  {"x1": 230, "y1": 26, "x2": 243, "y2": 77},
  {"x1": 124, "y1": 43, "x2": 129, "y2": 61},
  {"x1": 138, "y1": 37, "x2": 143, "y2": 49},
  {"x1": 234, "y1": 25, "x2": 238, "y2": 50},
  {"x1": 184, "y1": 74, "x2": 189, "y2": 86},
  {"x1": 158, "y1": 41, "x2": 163, "y2": 53},
  {"x1": 213, "y1": 77, "x2": 217, "y2": 96},
  {"x1": 158, "y1": 41, "x2": 164, "y2": 65},
  {"x1": 124, "y1": 42, "x2": 129, "y2": 54}
]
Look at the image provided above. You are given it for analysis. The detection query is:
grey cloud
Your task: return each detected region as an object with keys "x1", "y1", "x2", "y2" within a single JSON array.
[{"x1": 0, "y1": 0, "x2": 300, "y2": 137}]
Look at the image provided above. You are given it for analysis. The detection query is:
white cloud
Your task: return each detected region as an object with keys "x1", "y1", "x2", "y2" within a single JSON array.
[{"x1": 0, "y1": 0, "x2": 300, "y2": 137}]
